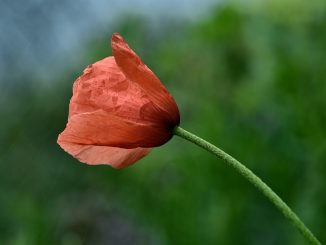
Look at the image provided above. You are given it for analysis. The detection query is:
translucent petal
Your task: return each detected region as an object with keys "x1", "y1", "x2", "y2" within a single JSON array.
[{"x1": 57, "y1": 141, "x2": 151, "y2": 168}]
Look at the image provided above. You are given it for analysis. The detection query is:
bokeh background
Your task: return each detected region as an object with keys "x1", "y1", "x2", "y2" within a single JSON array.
[{"x1": 1, "y1": 0, "x2": 326, "y2": 244}]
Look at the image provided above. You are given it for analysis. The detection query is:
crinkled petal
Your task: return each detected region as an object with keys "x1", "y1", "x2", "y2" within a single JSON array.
[
  {"x1": 111, "y1": 33, "x2": 180, "y2": 126},
  {"x1": 58, "y1": 109, "x2": 173, "y2": 148},
  {"x1": 69, "y1": 56, "x2": 151, "y2": 121},
  {"x1": 57, "y1": 141, "x2": 151, "y2": 168}
]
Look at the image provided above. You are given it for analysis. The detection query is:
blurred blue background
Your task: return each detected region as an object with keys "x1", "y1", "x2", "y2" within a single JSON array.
[{"x1": 1, "y1": 0, "x2": 326, "y2": 244}]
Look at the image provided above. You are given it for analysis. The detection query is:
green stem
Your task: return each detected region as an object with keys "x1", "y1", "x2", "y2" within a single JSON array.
[{"x1": 173, "y1": 126, "x2": 320, "y2": 245}]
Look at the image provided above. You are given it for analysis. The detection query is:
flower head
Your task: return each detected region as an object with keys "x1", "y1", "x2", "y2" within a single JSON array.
[{"x1": 57, "y1": 33, "x2": 180, "y2": 168}]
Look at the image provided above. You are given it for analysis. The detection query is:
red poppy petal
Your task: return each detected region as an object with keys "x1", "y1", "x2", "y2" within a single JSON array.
[
  {"x1": 58, "y1": 109, "x2": 172, "y2": 148},
  {"x1": 57, "y1": 141, "x2": 151, "y2": 168},
  {"x1": 111, "y1": 33, "x2": 180, "y2": 125},
  {"x1": 69, "y1": 56, "x2": 151, "y2": 121}
]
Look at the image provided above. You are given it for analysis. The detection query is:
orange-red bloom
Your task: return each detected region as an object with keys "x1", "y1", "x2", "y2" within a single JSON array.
[{"x1": 57, "y1": 33, "x2": 180, "y2": 168}]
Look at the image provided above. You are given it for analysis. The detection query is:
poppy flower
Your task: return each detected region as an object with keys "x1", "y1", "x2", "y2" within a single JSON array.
[{"x1": 57, "y1": 33, "x2": 180, "y2": 168}]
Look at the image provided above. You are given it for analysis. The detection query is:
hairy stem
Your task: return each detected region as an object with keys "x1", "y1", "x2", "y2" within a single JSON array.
[{"x1": 173, "y1": 126, "x2": 320, "y2": 245}]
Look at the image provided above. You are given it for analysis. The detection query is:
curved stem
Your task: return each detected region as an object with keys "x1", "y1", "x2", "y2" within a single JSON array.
[{"x1": 173, "y1": 126, "x2": 320, "y2": 245}]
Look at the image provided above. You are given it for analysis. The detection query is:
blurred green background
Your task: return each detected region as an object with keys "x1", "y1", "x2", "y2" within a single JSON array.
[{"x1": 1, "y1": 0, "x2": 326, "y2": 244}]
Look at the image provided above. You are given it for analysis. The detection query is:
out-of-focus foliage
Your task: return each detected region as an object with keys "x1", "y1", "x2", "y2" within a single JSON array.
[{"x1": 1, "y1": 1, "x2": 325, "y2": 245}]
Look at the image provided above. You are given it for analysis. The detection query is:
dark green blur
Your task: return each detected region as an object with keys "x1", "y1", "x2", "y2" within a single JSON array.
[{"x1": 1, "y1": 2, "x2": 326, "y2": 245}]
